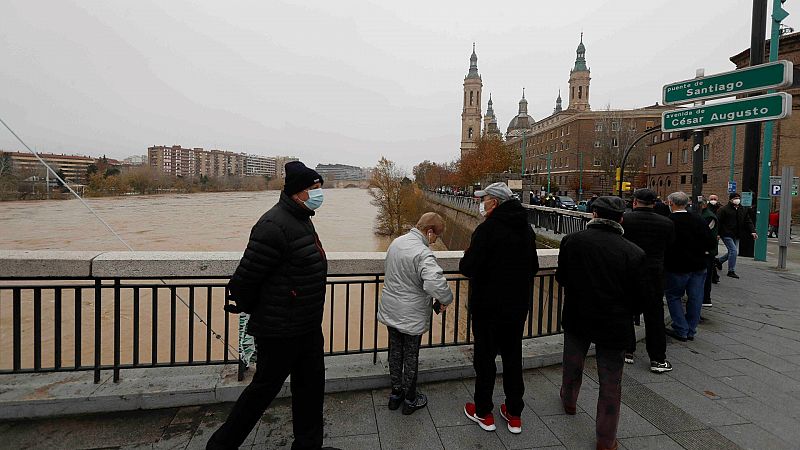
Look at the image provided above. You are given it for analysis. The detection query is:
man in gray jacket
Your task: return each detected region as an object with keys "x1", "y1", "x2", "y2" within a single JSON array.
[{"x1": 377, "y1": 212, "x2": 454, "y2": 415}]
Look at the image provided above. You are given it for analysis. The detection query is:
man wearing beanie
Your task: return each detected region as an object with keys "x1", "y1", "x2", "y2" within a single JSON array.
[
  {"x1": 556, "y1": 196, "x2": 646, "y2": 450},
  {"x1": 208, "y1": 161, "x2": 338, "y2": 450},
  {"x1": 716, "y1": 192, "x2": 756, "y2": 279}
]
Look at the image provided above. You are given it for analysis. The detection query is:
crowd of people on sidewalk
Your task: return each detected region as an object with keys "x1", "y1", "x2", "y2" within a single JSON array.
[{"x1": 205, "y1": 160, "x2": 761, "y2": 450}]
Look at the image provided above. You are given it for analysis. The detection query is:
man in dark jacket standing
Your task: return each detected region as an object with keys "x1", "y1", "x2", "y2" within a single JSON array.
[
  {"x1": 715, "y1": 192, "x2": 756, "y2": 279},
  {"x1": 699, "y1": 198, "x2": 719, "y2": 307},
  {"x1": 664, "y1": 192, "x2": 716, "y2": 342},
  {"x1": 207, "y1": 161, "x2": 332, "y2": 450},
  {"x1": 460, "y1": 182, "x2": 538, "y2": 434},
  {"x1": 621, "y1": 189, "x2": 675, "y2": 373},
  {"x1": 557, "y1": 196, "x2": 646, "y2": 450}
]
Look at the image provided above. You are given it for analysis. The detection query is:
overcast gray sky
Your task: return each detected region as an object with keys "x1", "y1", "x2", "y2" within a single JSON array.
[{"x1": 0, "y1": 1, "x2": 795, "y2": 171}]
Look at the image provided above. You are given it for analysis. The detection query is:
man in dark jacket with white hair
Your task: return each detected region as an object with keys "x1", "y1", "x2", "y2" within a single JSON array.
[
  {"x1": 208, "y1": 161, "x2": 337, "y2": 450},
  {"x1": 557, "y1": 196, "x2": 646, "y2": 450}
]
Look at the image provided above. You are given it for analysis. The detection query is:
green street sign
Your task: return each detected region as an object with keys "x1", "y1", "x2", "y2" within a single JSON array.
[
  {"x1": 662, "y1": 60, "x2": 793, "y2": 105},
  {"x1": 661, "y1": 92, "x2": 792, "y2": 132}
]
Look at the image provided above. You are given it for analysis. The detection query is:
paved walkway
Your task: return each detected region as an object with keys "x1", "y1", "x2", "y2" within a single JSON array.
[{"x1": 1, "y1": 258, "x2": 799, "y2": 449}]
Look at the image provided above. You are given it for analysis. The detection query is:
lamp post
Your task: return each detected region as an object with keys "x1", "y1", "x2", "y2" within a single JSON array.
[
  {"x1": 578, "y1": 151, "x2": 583, "y2": 201},
  {"x1": 521, "y1": 132, "x2": 526, "y2": 175}
]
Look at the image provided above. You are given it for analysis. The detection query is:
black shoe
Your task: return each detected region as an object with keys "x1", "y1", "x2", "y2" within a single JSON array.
[
  {"x1": 650, "y1": 360, "x2": 673, "y2": 373},
  {"x1": 702, "y1": 301, "x2": 712, "y2": 308},
  {"x1": 687, "y1": 335, "x2": 695, "y2": 341},
  {"x1": 624, "y1": 353, "x2": 634, "y2": 364},
  {"x1": 665, "y1": 328, "x2": 688, "y2": 342},
  {"x1": 727, "y1": 271, "x2": 739, "y2": 279},
  {"x1": 711, "y1": 277, "x2": 720, "y2": 284},
  {"x1": 402, "y1": 393, "x2": 428, "y2": 415},
  {"x1": 388, "y1": 391, "x2": 404, "y2": 410},
  {"x1": 715, "y1": 259, "x2": 722, "y2": 270}
]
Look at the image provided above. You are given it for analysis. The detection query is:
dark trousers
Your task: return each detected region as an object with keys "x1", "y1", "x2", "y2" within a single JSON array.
[
  {"x1": 472, "y1": 317, "x2": 526, "y2": 417},
  {"x1": 627, "y1": 273, "x2": 667, "y2": 363},
  {"x1": 704, "y1": 255, "x2": 715, "y2": 303},
  {"x1": 561, "y1": 331, "x2": 624, "y2": 449},
  {"x1": 387, "y1": 327, "x2": 423, "y2": 398},
  {"x1": 206, "y1": 330, "x2": 325, "y2": 450}
]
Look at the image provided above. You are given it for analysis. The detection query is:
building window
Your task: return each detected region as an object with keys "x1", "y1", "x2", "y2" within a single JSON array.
[
  {"x1": 681, "y1": 149, "x2": 688, "y2": 163},
  {"x1": 667, "y1": 152, "x2": 672, "y2": 166},
  {"x1": 594, "y1": 140, "x2": 601, "y2": 148},
  {"x1": 651, "y1": 155, "x2": 656, "y2": 167},
  {"x1": 680, "y1": 175, "x2": 687, "y2": 184},
  {"x1": 470, "y1": 91, "x2": 474, "y2": 106},
  {"x1": 669, "y1": 132, "x2": 673, "y2": 139},
  {"x1": 661, "y1": 133, "x2": 666, "y2": 141},
  {"x1": 612, "y1": 138, "x2": 619, "y2": 148},
  {"x1": 646, "y1": 120, "x2": 655, "y2": 129},
  {"x1": 629, "y1": 122, "x2": 637, "y2": 131},
  {"x1": 611, "y1": 121, "x2": 619, "y2": 131},
  {"x1": 567, "y1": 125, "x2": 571, "y2": 134},
  {"x1": 667, "y1": 178, "x2": 671, "y2": 187},
  {"x1": 593, "y1": 156, "x2": 601, "y2": 166},
  {"x1": 703, "y1": 144, "x2": 709, "y2": 161},
  {"x1": 468, "y1": 127, "x2": 473, "y2": 139},
  {"x1": 595, "y1": 122, "x2": 603, "y2": 131},
  {"x1": 579, "y1": 86, "x2": 583, "y2": 99},
  {"x1": 703, "y1": 174, "x2": 708, "y2": 183}
]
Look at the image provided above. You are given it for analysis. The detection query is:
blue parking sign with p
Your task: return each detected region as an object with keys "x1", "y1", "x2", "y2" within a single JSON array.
[
  {"x1": 728, "y1": 181, "x2": 737, "y2": 193},
  {"x1": 771, "y1": 184, "x2": 782, "y2": 196}
]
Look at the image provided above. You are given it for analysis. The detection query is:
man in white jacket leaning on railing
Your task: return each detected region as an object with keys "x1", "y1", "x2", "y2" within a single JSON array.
[{"x1": 377, "y1": 212, "x2": 454, "y2": 415}]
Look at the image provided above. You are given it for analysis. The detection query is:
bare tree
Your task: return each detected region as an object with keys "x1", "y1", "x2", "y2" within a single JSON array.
[
  {"x1": 369, "y1": 157, "x2": 420, "y2": 236},
  {"x1": 591, "y1": 104, "x2": 647, "y2": 193}
]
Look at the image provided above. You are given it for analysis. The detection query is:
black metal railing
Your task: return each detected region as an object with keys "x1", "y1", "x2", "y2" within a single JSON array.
[{"x1": 0, "y1": 270, "x2": 562, "y2": 382}]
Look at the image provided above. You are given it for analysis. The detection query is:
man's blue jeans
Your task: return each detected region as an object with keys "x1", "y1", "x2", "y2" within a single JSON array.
[
  {"x1": 717, "y1": 237, "x2": 739, "y2": 272},
  {"x1": 665, "y1": 270, "x2": 706, "y2": 338}
]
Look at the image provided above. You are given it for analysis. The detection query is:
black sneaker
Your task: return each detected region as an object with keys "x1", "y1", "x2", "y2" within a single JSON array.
[
  {"x1": 665, "y1": 329, "x2": 688, "y2": 342},
  {"x1": 402, "y1": 393, "x2": 428, "y2": 415},
  {"x1": 624, "y1": 353, "x2": 634, "y2": 364},
  {"x1": 650, "y1": 360, "x2": 673, "y2": 373},
  {"x1": 687, "y1": 335, "x2": 695, "y2": 341},
  {"x1": 702, "y1": 301, "x2": 712, "y2": 307},
  {"x1": 727, "y1": 271, "x2": 739, "y2": 279},
  {"x1": 388, "y1": 391, "x2": 404, "y2": 410}
]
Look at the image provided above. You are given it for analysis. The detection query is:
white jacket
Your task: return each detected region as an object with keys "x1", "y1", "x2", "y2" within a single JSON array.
[{"x1": 377, "y1": 228, "x2": 454, "y2": 336}]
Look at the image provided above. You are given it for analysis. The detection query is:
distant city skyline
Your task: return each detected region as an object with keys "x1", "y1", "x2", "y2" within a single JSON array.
[{"x1": 1, "y1": 0, "x2": 797, "y2": 172}]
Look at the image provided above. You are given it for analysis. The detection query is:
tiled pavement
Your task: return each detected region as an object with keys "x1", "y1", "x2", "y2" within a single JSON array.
[{"x1": 1, "y1": 259, "x2": 799, "y2": 449}]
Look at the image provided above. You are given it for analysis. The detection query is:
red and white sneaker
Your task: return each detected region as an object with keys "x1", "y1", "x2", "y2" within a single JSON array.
[
  {"x1": 464, "y1": 402, "x2": 496, "y2": 431},
  {"x1": 499, "y1": 404, "x2": 522, "y2": 434}
]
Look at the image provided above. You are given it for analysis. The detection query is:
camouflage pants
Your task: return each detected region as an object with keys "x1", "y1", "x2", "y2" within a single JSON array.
[
  {"x1": 561, "y1": 331, "x2": 624, "y2": 449},
  {"x1": 387, "y1": 327, "x2": 422, "y2": 398},
  {"x1": 238, "y1": 313, "x2": 257, "y2": 368}
]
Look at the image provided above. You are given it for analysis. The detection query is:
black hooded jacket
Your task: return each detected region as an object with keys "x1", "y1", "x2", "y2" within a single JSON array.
[
  {"x1": 227, "y1": 192, "x2": 328, "y2": 337},
  {"x1": 459, "y1": 199, "x2": 539, "y2": 320}
]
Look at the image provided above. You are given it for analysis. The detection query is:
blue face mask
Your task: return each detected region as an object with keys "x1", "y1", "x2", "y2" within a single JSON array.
[{"x1": 304, "y1": 188, "x2": 324, "y2": 210}]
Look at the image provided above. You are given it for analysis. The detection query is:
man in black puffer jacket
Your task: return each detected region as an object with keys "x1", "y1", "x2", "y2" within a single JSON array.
[
  {"x1": 208, "y1": 161, "x2": 331, "y2": 450},
  {"x1": 460, "y1": 182, "x2": 538, "y2": 434}
]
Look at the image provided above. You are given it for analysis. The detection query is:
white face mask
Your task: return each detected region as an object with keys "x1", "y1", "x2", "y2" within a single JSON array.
[
  {"x1": 732, "y1": 199, "x2": 741, "y2": 206},
  {"x1": 709, "y1": 200, "x2": 718, "y2": 205},
  {"x1": 479, "y1": 201, "x2": 487, "y2": 216}
]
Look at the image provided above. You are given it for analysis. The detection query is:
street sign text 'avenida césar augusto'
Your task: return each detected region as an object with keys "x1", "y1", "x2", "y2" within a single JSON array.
[{"x1": 662, "y1": 92, "x2": 792, "y2": 132}]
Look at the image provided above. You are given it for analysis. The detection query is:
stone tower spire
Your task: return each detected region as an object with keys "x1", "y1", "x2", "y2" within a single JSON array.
[
  {"x1": 461, "y1": 43, "x2": 483, "y2": 157},
  {"x1": 554, "y1": 89, "x2": 563, "y2": 114},
  {"x1": 568, "y1": 33, "x2": 591, "y2": 111},
  {"x1": 483, "y1": 93, "x2": 502, "y2": 138}
]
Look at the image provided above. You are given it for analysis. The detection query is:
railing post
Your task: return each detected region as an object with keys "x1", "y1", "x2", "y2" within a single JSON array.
[
  {"x1": 94, "y1": 279, "x2": 102, "y2": 384},
  {"x1": 113, "y1": 278, "x2": 121, "y2": 382}
]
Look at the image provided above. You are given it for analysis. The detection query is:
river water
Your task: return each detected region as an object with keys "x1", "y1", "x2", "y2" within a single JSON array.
[{"x1": 0, "y1": 189, "x2": 391, "y2": 252}]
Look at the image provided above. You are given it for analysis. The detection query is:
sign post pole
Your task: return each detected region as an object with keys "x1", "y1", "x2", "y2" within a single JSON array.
[
  {"x1": 755, "y1": 0, "x2": 789, "y2": 261},
  {"x1": 692, "y1": 69, "x2": 705, "y2": 207}
]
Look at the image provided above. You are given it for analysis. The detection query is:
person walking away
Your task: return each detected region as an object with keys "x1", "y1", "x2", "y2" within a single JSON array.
[
  {"x1": 207, "y1": 161, "x2": 338, "y2": 450},
  {"x1": 716, "y1": 192, "x2": 756, "y2": 279},
  {"x1": 654, "y1": 196, "x2": 671, "y2": 217},
  {"x1": 377, "y1": 213, "x2": 454, "y2": 415},
  {"x1": 556, "y1": 196, "x2": 646, "y2": 450},
  {"x1": 699, "y1": 198, "x2": 719, "y2": 307},
  {"x1": 663, "y1": 192, "x2": 716, "y2": 343},
  {"x1": 621, "y1": 189, "x2": 675, "y2": 373},
  {"x1": 460, "y1": 182, "x2": 538, "y2": 434}
]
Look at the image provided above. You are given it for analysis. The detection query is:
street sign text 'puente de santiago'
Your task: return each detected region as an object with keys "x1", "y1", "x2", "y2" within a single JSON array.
[
  {"x1": 662, "y1": 60, "x2": 793, "y2": 105},
  {"x1": 662, "y1": 92, "x2": 792, "y2": 133}
]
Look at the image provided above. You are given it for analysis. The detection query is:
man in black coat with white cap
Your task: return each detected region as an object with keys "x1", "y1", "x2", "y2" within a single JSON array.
[
  {"x1": 556, "y1": 196, "x2": 646, "y2": 450},
  {"x1": 208, "y1": 161, "x2": 338, "y2": 450}
]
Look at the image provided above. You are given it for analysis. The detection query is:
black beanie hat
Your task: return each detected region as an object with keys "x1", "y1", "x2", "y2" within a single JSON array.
[
  {"x1": 283, "y1": 161, "x2": 324, "y2": 196},
  {"x1": 729, "y1": 192, "x2": 740, "y2": 200}
]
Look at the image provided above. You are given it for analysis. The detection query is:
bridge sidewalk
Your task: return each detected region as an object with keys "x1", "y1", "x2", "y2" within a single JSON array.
[{"x1": 1, "y1": 258, "x2": 799, "y2": 449}]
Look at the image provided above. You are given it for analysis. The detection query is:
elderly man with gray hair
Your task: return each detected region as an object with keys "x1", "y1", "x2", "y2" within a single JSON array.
[
  {"x1": 377, "y1": 212, "x2": 454, "y2": 415},
  {"x1": 663, "y1": 192, "x2": 716, "y2": 342}
]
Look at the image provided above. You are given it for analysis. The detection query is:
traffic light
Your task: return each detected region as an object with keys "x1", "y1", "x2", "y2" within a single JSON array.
[{"x1": 622, "y1": 182, "x2": 632, "y2": 192}]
